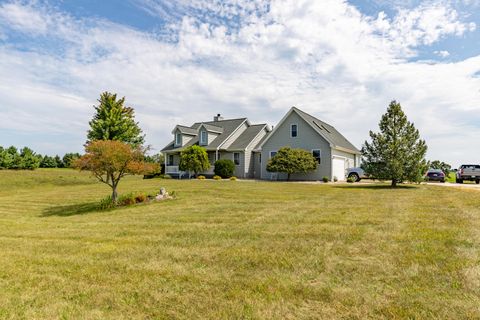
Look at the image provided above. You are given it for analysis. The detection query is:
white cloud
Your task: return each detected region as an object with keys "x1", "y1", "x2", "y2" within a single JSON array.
[
  {"x1": 0, "y1": 0, "x2": 479, "y2": 166},
  {"x1": 434, "y1": 50, "x2": 450, "y2": 57}
]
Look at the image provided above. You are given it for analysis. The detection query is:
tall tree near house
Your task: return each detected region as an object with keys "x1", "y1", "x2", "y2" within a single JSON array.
[
  {"x1": 86, "y1": 92, "x2": 145, "y2": 147},
  {"x1": 179, "y1": 145, "x2": 210, "y2": 178},
  {"x1": 361, "y1": 100, "x2": 428, "y2": 187},
  {"x1": 73, "y1": 140, "x2": 157, "y2": 202},
  {"x1": 266, "y1": 147, "x2": 317, "y2": 181}
]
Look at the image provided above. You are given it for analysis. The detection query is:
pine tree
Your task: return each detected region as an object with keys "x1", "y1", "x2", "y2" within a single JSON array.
[
  {"x1": 86, "y1": 92, "x2": 145, "y2": 147},
  {"x1": 362, "y1": 100, "x2": 428, "y2": 187}
]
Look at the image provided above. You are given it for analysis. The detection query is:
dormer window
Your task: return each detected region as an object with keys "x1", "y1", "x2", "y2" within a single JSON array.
[
  {"x1": 175, "y1": 132, "x2": 182, "y2": 146},
  {"x1": 200, "y1": 130, "x2": 207, "y2": 145}
]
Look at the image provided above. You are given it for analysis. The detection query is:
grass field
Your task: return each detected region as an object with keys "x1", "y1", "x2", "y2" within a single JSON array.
[{"x1": 0, "y1": 169, "x2": 479, "y2": 319}]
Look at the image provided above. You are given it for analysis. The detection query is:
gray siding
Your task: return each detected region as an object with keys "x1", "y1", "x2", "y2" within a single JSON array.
[
  {"x1": 261, "y1": 111, "x2": 331, "y2": 181},
  {"x1": 219, "y1": 151, "x2": 245, "y2": 178},
  {"x1": 253, "y1": 152, "x2": 262, "y2": 179},
  {"x1": 244, "y1": 127, "x2": 268, "y2": 178}
]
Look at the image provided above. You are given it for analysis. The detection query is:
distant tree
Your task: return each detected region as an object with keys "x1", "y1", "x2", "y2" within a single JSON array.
[
  {"x1": 362, "y1": 100, "x2": 428, "y2": 187},
  {"x1": 179, "y1": 145, "x2": 210, "y2": 177},
  {"x1": 214, "y1": 159, "x2": 235, "y2": 178},
  {"x1": 54, "y1": 155, "x2": 64, "y2": 168},
  {"x1": 266, "y1": 147, "x2": 317, "y2": 181},
  {"x1": 429, "y1": 160, "x2": 451, "y2": 176},
  {"x1": 40, "y1": 155, "x2": 57, "y2": 168},
  {"x1": 4, "y1": 146, "x2": 21, "y2": 169},
  {"x1": 63, "y1": 153, "x2": 81, "y2": 168},
  {"x1": 86, "y1": 92, "x2": 145, "y2": 146},
  {"x1": 19, "y1": 147, "x2": 40, "y2": 170},
  {"x1": 73, "y1": 140, "x2": 157, "y2": 202}
]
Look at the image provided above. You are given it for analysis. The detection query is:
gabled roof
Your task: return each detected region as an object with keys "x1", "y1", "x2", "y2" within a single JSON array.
[
  {"x1": 172, "y1": 125, "x2": 197, "y2": 136},
  {"x1": 228, "y1": 124, "x2": 268, "y2": 150},
  {"x1": 198, "y1": 123, "x2": 224, "y2": 133},
  {"x1": 259, "y1": 107, "x2": 361, "y2": 154}
]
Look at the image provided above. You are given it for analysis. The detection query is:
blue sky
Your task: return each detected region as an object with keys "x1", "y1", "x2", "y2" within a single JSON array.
[{"x1": 0, "y1": 0, "x2": 479, "y2": 166}]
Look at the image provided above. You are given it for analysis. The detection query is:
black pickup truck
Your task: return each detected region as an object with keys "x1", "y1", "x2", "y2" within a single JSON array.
[{"x1": 456, "y1": 164, "x2": 480, "y2": 184}]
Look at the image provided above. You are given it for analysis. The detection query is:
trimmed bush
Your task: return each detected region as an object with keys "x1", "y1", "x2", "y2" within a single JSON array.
[
  {"x1": 230, "y1": 176, "x2": 237, "y2": 181},
  {"x1": 214, "y1": 159, "x2": 235, "y2": 178},
  {"x1": 322, "y1": 176, "x2": 329, "y2": 183},
  {"x1": 213, "y1": 175, "x2": 222, "y2": 180},
  {"x1": 197, "y1": 175, "x2": 206, "y2": 180}
]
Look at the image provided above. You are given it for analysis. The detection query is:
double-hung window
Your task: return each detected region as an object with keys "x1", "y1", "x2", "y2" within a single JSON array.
[
  {"x1": 291, "y1": 124, "x2": 298, "y2": 137},
  {"x1": 200, "y1": 130, "x2": 207, "y2": 145},
  {"x1": 312, "y1": 149, "x2": 321, "y2": 164},
  {"x1": 270, "y1": 151, "x2": 277, "y2": 158},
  {"x1": 167, "y1": 155, "x2": 174, "y2": 166},
  {"x1": 175, "y1": 133, "x2": 182, "y2": 146},
  {"x1": 233, "y1": 152, "x2": 240, "y2": 165}
]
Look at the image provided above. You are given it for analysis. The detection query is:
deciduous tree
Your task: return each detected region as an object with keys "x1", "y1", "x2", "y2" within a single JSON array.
[
  {"x1": 266, "y1": 147, "x2": 317, "y2": 181},
  {"x1": 362, "y1": 100, "x2": 428, "y2": 187},
  {"x1": 179, "y1": 145, "x2": 210, "y2": 177}
]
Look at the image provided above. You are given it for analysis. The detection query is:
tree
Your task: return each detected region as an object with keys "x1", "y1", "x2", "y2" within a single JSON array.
[
  {"x1": 73, "y1": 140, "x2": 157, "y2": 202},
  {"x1": 362, "y1": 100, "x2": 428, "y2": 187},
  {"x1": 63, "y1": 153, "x2": 81, "y2": 168},
  {"x1": 179, "y1": 145, "x2": 210, "y2": 177},
  {"x1": 2, "y1": 146, "x2": 20, "y2": 169},
  {"x1": 266, "y1": 147, "x2": 317, "y2": 181},
  {"x1": 19, "y1": 147, "x2": 40, "y2": 170},
  {"x1": 429, "y1": 160, "x2": 451, "y2": 177},
  {"x1": 54, "y1": 155, "x2": 64, "y2": 168},
  {"x1": 86, "y1": 92, "x2": 145, "y2": 146},
  {"x1": 214, "y1": 159, "x2": 235, "y2": 178},
  {"x1": 40, "y1": 155, "x2": 57, "y2": 168}
]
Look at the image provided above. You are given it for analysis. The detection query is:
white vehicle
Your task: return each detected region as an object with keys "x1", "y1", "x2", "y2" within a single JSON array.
[{"x1": 346, "y1": 167, "x2": 370, "y2": 182}]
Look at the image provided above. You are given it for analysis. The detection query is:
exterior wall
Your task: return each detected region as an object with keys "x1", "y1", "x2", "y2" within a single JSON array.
[
  {"x1": 331, "y1": 149, "x2": 356, "y2": 181},
  {"x1": 174, "y1": 129, "x2": 194, "y2": 147},
  {"x1": 244, "y1": 127, "x2": 268, "y2": 178},
  {"x1": 260, "y1": 111, "x2": 331, "y2": 181},
  {"x1": 221, "y1": 122, "x2": 248, "y2": 149},
  {"x1": 253, "y1": 152, "x2": 262, "y2": 179},
  {"x1": 218, "y1": 151, "x2": 245, "y2": 178}
]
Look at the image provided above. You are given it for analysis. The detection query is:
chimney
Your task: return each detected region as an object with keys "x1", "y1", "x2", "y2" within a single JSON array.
[{"x1": 214, "y1": 113, "x2": 224, "y2": 121}]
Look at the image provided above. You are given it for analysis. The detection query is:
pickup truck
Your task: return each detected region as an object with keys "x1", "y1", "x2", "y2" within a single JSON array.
[
  {"x1": 346, "y1": 167, "x2": 370, "y2": 182},
  {"x1": 456, "y1": 164, "x2": 480, "y2": 184}
]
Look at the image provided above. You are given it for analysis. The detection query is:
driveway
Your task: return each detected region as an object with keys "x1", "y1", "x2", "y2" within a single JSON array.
[{"x1": 425, "y1": 182, "x2": 480, "y2": 190}]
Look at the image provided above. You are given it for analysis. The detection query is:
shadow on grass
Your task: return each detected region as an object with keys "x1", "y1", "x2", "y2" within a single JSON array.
[
  {"x1": 41, "y1": 202, "x2": 101, "y2": 217},
  {"x1": 333, "y1": 184, "x2": 419, "y2": 190}
]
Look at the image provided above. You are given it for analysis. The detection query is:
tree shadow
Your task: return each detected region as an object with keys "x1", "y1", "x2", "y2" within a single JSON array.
[
  {"x1": 41, "y1": 202, "x2": 101, "y2": 217},
  {"x1": 333, "y1": 184, "x2": 418, "y2": 190}
]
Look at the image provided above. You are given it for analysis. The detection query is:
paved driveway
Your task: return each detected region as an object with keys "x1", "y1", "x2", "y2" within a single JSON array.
[{"x1": 426, "y1": 182, "x2": 480, "y2": 190}]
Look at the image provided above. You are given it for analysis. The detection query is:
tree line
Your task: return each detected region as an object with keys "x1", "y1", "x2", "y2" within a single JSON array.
[{"x1": 0, "y1": 146, "x2": 80, "y2": 170}]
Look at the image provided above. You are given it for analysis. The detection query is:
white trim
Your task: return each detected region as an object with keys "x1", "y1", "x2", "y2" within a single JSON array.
[
  {"x1": 290, "y1": 123, "x2": 298, "y2": 138},
  {"x1": 331, "y1": 154, "x2": 348, "y2": 180}
]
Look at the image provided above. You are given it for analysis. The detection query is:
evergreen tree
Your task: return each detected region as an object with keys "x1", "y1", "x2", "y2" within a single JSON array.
[
  {"x1": 54, "y1": 155, "x2": 64, "y2": 168},
  {"x1": 19, "y1": 147, "x2": 40, "y2": 170},
  {"x1": 266, "y1": 147, "x2": 317, "y2": 181},
  {"x1": 86, "y1": 92, "x2": 145, "y2": 146},
  {"x1": 40, "y1": 155, "x2": 57, "y2": 168},
  {"x1": 179, "y1": 145, "x2": 210, "y2": 177},
  {"x1": 362, "y1": 100, "x2": 428, "y2": 187},
  {"x1": 63, "y1": 153, "x2": 81, "y2": 168}
]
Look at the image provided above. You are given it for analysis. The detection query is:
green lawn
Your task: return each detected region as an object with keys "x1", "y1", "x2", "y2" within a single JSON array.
[{"x1": 0, "y1": 169, "x2": 479, "y2": 319}]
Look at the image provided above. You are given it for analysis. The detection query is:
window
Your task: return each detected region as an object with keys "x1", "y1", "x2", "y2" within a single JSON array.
[
  {"x1": 234, "y1": 152, "x2": 240, "y2": 165},
  {"x1": 175, "y1": 133, "x2": 182, "y2": 146},
  {"x1": 167, "y1": 154, "x2": 174, "y2": 166},
  {"x1": 312, "y1": 149, "x2": 321, "y2": 164},
  {"x1": 291, "y1": 124, "x2": 298, "y2": 137},
  {"x1": 270, "y1": 151, "x2": 277, "y2": 158},
  {"x1": 200, "y1": 130, "x2": 207, "y2": 145},
  {"x1": 259, "y1": 154, "x2": 262, "y2": 164}
]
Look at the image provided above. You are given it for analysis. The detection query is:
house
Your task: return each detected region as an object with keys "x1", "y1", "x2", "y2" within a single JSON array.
[
  {"x1": 161, "y1": 114, "x2": 271, "y2": 178},
  {"x1": 253, "y1": 107, "x2": 361, "y2": 181},
  {"x1": 162, "y1": 107, "x2": 360, "y2": 181}
]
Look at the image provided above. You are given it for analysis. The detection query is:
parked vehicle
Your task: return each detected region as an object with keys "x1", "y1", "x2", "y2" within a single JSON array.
[
  {"x1": 456, "y1": 164, "x2": 480, "y2": 184},
  {"x1": 346, "y1": 167, "x2": 370, "y2": 182},
  {"x1": 425, "y1": 169, "x2": 445, "y2": 182}
]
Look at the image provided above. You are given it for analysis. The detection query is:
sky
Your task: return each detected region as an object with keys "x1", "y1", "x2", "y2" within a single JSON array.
[{"x1": 0, "y1": 0, "x2": 479, "y2": 167}]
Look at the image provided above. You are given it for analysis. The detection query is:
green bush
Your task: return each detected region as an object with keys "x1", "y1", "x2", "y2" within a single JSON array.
[
  {"x1": 213, "y1": 175, "x2": 222, "y2": 180},
  {"x1": 333, "y1": 176, "x2": 338, "y2": 182},
  {"x1": 347, "y1": 176, "x2": 355, "y2": 183},
  {"x1": 98, "y1": 195, "x2": 115, "y2": 210},
  {"x1": 197, "y1": 175, "x2": 206, "y2": 180},
  {"x1": 118, "y1": 193, "x2": 136, "y2": 206},
  {"x1": 230, "y1": 176, "x2": 237, "y2": 181},
  {"x1": 322, "y1": 176, "x2": 329, "y2": 183},
  {"x1": 214, "y1": 159, "x2": 235, "y2": 178}
]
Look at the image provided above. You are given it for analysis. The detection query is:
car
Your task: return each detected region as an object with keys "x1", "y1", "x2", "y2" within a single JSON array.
[
  {"x1": 456, "y1": 164, "x2": 480, "y2": 184},
  {"x1": 425, "y1": 169, "x2": 445, "y2": 182},
  {"x1": 346, "y1": 167, "x2": 369, "y2": 182}
]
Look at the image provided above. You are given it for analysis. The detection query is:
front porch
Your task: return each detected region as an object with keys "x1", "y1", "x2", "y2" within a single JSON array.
[{"x1": 165, "y1": 165, "x2": 215, "y2": 178}]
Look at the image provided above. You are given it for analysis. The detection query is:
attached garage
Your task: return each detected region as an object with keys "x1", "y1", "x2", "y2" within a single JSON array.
[{"x1": 332, "y1": 157, "x2": 346, "y2": 181}]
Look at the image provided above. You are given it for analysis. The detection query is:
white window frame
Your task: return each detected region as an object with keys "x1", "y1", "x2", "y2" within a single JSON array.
[
  {"x1": 312, "y1": 149, "x2": 321, "y2": 164},
  {"x1": 200, "y1": 130, "x2": 207, "y2": 145},
  {"x1": 290, "y1": 124, "x2": 298, "y2": 137},
  {"x1": 175, "y1": 133, "x2": 182, "y2": 146},
  {"x1": 270, "y1": 151, "x2": 277, "y2": 158},
  {"x1": 233, "y1": 152, "x2": 240, "y2": 166}
]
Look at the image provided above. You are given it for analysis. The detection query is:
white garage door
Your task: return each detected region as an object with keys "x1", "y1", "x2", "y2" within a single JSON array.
[{"x1": 332, "y1": 158, "x2": 346, "y2": 181}]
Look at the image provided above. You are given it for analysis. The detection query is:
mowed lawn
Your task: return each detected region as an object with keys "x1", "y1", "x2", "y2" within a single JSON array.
[{"x1": 0, "y1": 169, "x2": 479, "y2": 319}]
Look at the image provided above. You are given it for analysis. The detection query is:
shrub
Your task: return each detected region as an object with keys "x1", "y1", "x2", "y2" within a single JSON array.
[
  {"x1": 160, "y1": 174, "x2": 172, "y2": 179},
  {"x1": 322, "y1": 176, "x2": 329, "y2": 183},
  {"x1": 214, "y1": 159, "x2": 235, "y2": 178},
  {"x1": 347, "y1": 176, "x2": 355, "y2": 183},
  {"x1": 98, "y1": 195, "x2": 115, "y2": 210},
  {"x1": 333, "y1": 176, "x2": 338, "y2": 182},
  {"x1": 135, "y1": 193, "x2": 147, "y2": 203},
  {"x1": 118, "y1": 193, "x2": 136, "y2": 206},
  {"x1": 213, "y1": 175, "x2": 222, "y2": 180},
  {"x1": 230, "y1": 176, "x2": 237, "y2": 181},
  {"x1": 197, "y1": 175, "x2": 206, "y2": 180}
]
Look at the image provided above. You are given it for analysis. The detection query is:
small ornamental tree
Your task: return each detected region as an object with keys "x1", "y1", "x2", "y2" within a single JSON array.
[
  {"x1": 362, "y1": 100, "x2": 428, "y2": 187},
  {"x1": 179, "y1": 145, "x2": 210, "y2": 177},
  {"x1": 266, "y1": 147, "x2": 317, "y2": 181},
  {"x1": 73, "y1": 140, "x2": 158, "y2": 202},
  {"x1": 214, "y1": 159, "x2": 235, "y2": 178}
]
